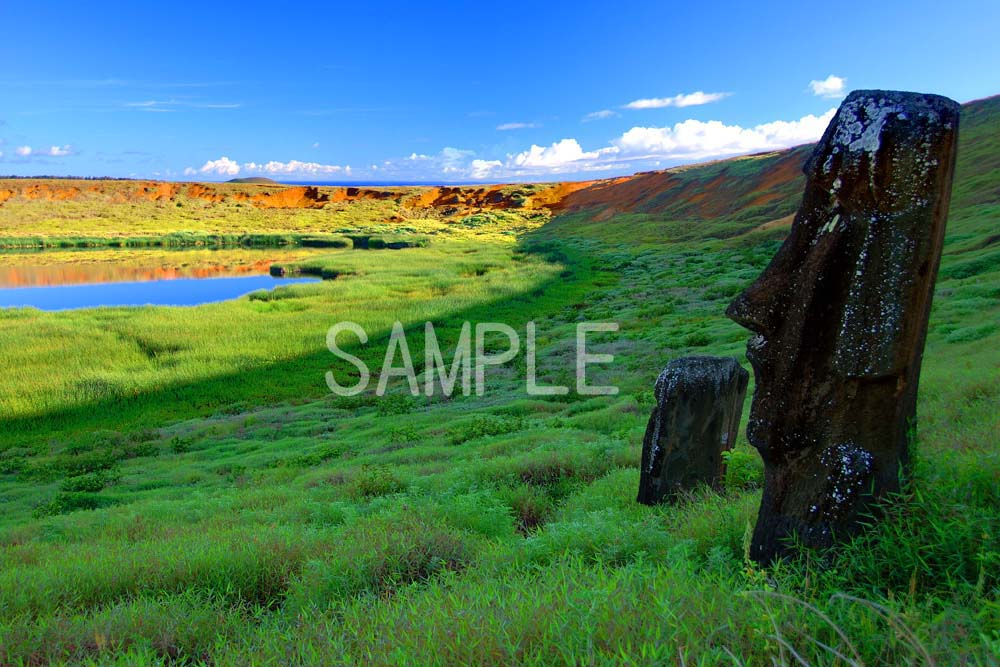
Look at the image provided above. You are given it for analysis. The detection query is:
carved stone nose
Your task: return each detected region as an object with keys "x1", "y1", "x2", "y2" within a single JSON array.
[{"x1": 726, "y1": 268, "x2": 786, "y2": 337}]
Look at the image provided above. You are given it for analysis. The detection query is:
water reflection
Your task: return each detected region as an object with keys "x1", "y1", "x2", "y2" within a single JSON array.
[
  {"x1": 0, "y1": 248, "x2": 327, "y2": 310},
  {"x1": 0, "y1": 275, "x2": 319, "y2": 311},
  {"x1": 0, "y1": 247, "x2": 332, "y2": 288}
]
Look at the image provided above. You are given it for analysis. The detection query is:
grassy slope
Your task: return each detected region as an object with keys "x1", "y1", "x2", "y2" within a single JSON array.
[{"x1": 0, "y1": 98, "x2": 997, "y2": 665}]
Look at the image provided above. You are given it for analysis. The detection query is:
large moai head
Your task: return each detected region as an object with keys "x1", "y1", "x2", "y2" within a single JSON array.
[{"x1": 726, "y1": 90, "x2": 960, "y2": 562}]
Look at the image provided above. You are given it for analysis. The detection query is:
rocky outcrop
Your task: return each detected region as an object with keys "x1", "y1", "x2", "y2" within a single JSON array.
[
  {"x1": 637, "y1": 356, "x2": 749, "y2": 504},
  {"x1": 0, "y1": 179, "x2": 592, "y2": 214},
  {"x1": 726, "y1": 90, "x2": 961, "y2": 563}
]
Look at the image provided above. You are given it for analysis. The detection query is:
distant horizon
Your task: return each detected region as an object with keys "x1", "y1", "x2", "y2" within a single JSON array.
[
  {"x1": 0, "y1": 140, "x2": 823, "y2": 186},
  {"x1": 0, "y1": 173, "x2": 593, "y2": 187}
]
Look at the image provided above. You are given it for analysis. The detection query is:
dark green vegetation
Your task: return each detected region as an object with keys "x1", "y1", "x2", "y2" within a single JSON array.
[
  {"x1": 0, "y1": 97, "x2": 998, "y2": 665},
  {"x1": 226, "y1": 177, "x2": 278, "y2": 185},
  {"x1": 0, "y1": 231, "x2": 429, "y2": 250}
]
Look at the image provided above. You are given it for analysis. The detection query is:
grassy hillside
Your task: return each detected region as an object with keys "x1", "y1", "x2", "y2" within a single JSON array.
[{"x1": 0, "y1": 97, "x2": 996, "y2": 665}]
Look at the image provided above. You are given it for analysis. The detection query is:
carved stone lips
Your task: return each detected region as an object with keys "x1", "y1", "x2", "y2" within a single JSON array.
[{"x1": 744, "y1": 333, "x2": 768, "y2": 369}]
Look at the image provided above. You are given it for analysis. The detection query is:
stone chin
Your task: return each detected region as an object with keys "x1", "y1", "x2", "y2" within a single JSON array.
[{"x1": 742, "y1": 333, "x2": 772, "y2": 450}]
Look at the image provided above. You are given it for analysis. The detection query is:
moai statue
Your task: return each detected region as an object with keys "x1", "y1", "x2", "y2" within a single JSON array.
[
  {"x1": 726, "y1": 90, "x2": 960, "y2": 563},
  {"x1": 637, "y1": 356, "x2": 749, "y2": 504}
]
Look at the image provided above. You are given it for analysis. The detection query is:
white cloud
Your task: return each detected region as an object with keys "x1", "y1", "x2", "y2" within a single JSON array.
[
  {"x1": 469, "y1": 108, "x2": 836, "y2": 179},
  {"x1": 496, "y1": 122, "x2": 538, "y2": 131},
  {"x1": 809, "y1": 75, "x2": 846, "y2": 98},
  {"x1": 583, "y1": 109, "x2": 618, "y2": 122},
  {"x1": 198, "y1": 156, "x2": 241, "y2": 176},
  {"x1": 623, "y1": 91, "x2": 730, "y2": 110},
  {"x1": 8, "y1": 144, "x2": 74, "y2": 158},
  {"x1": 612, "y1": 109, "x2": 836, "y2": 160},
  {"x1": 184, "y1": 156, "x2": 351, "y2": 179},
  {"x1": 269, "y1": 105, "x2": 838, "y2": 183},
  {"x1": 469, "y1": 159, "x2": 502, "y2": 179},
  {"x1": 312, "y1": 142, "x2": 320, "y2": 149},
  {"x1": 439, "y1": 147, "x2": 474, "y2": 173},
  {"x1": 44, "y1": 145, "x2": 73, "y2": 156},
  {"x1": 510, "y1": 139, "x2": 606, "y2": 170},
  {"x1": 243, "y1": 160, "x2": 346, "y2": 176},
  {"x1": 125, "y1": 99, "x2": 240, "y2": 112}
]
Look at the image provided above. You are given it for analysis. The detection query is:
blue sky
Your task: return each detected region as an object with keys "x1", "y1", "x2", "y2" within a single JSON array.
[{"x1": 2, "y1": 0, "x2": 998, "y2": 183}]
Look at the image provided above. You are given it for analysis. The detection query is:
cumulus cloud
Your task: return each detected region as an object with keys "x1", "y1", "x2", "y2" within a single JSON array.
[
  {"x1": 462, "y1": 108, "x2": 837, "y2": 179},
  {"x1": 197, "y1": 156, "x2": 240, "y2": 176},
  {"x1": 496, "y1": 122, "x2": 538, "y2": 131},
  {"x1": 809, "y1": 75, "x2": 846, "y2": 98},
  {"x1": 469, "y1": 159, "x2": 502, "y2": 179},
  {"x1": 184, "y1": 157, "x2": 355, "y2": 179},
  {"x1": 15, "y1": 146, "x2": 32, "y2": 156},
  {"x1": 623, "y1": 91, "x2": 730, "y2": 110},
  {"x1": 583, "y1": 109, "x2": 618, "y2": 122},
  {"x1": 510, "y1": 139, "x2": 609, "y2": 170},
  {"x1": 612, "y1": 110, "x2": 836, "y2": 161},
  {"x1": 243, "y1": 159, "x2": 347, "y2": 176},
  {"x1": 274, "y1": 105, "x2": 839, "y2": 183},
  {"x1": 439, "y1": 147, "x2": 475, "y2": 174}
]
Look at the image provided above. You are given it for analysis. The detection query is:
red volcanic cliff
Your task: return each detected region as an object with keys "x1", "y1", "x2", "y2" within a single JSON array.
[{"x1": 0, "y1": 144, "x2": 813, "y2": 226}]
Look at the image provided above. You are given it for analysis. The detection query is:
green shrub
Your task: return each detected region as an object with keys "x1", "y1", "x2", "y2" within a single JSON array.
[
  {"x1": 385, "y1": 425, "x2": 419, "y2": 445},
  {"x1": 684, "y1": 331, "x2": 712, "y2": 347},
  {"x1": 348, "y1": 465, "x2": 406, "y2": 499},
  {"x1": 269, "y1": 443, "x2": 348, "y2": 468},
  {"x1": 286, "y1": 513, "x2": 475, "y2": 609},
  {"x1": 59, "y1": 469, "x2": 120, "y2": 493},
  {"x1": 170, "y1": 436, "x2": 194, "y2": 454},
  {"x1": 33, "y1": 492, "x2": 120, "y2": 517},
  {"x1": 502, "y1": 484, "x2": 556, "y2": 532},
  {"x1": 945, "y1": 323, "x2": 998, "y2": 343},
  {"x1": 723, "y1": 447, "x2": 764, "y2": 490},
  {"x1": 376, "y1": 393, "x2": 415, "y2": 416},
  {"x1": 449, "y1": 414, "x2": 525, "y2": 444}
]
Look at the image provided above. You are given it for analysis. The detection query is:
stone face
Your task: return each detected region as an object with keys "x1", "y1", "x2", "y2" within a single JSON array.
[
  {"x1": 726, "y1": 90, "x2": 960, "y2": 563},
  {"x1": 637, "y1": 356, "x2": 749, "y2": 505}
]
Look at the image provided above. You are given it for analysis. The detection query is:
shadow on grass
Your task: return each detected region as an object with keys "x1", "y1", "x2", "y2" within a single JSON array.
[{"x1": 1, "y1": 235, "x2": 610, "y2": 449}]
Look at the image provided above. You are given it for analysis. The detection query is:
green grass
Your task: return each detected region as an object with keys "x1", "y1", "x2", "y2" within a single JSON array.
[
  {"x1": 0, "y1": 98, "x2": 997, "y2": 665},
  {"x1": 0, "y1": 237, "x2": 583, "y2": 441}
]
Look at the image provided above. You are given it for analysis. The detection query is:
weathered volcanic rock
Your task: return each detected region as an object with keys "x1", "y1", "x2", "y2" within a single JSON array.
[
  {"x1": 726, "y1": 90, "x2": 960, "y2": 563},
  {"x1": 637, "y1": 356, "x2": 749, "y2": 504}
]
